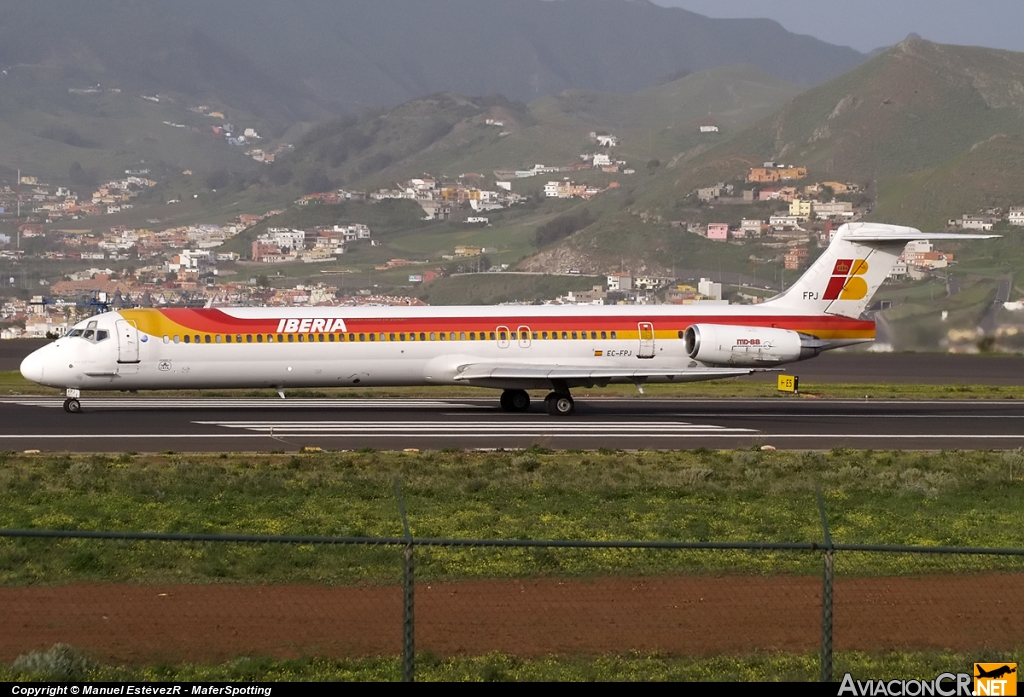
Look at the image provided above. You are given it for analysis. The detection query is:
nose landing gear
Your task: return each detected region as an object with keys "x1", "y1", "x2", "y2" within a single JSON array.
[{"x1": 63, "y1": 388, "x2": 82, "y2": 413}]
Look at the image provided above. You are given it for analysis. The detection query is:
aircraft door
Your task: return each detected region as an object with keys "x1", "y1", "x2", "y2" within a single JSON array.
[
  {"x1": 637, "y1": 321, "x2": 655, "y2": 359},
  {"x1": 496, "y1": 325, "x2": 510, "y2": 349},
  {"x1": 517, "y1": 325, "x2": 531, "y2": 348},
  {"x1": 115, "y1": 319, "x2": 140, "y2": 363}
]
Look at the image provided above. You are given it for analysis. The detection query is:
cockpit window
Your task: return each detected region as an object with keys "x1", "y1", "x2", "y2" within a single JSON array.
[{"x1": 67, "y1": 326, "x2": 109, "y2": 343}]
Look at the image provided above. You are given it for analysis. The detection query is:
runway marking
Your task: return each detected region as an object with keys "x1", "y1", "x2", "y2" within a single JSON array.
[
  {"x1": 0, "y1": 398, "x2": 474, "y2": 410},
  {"x1": 2, "y1": 433, "x2": 1024, "y2": 441},
  {"x1": 192, "y1": 420, "x2": 758, "y2": 436}
]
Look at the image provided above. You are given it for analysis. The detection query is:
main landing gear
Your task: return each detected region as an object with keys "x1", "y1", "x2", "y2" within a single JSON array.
[
  {"x1": 544, "y1": 392, "x2": 575, "y2": 416},
  {"x1": 499, "y1": 386, "x2": 576, "y2": 416},
  {"x1": 499, "y1": 389, "x2": 531, "y2": 412}
]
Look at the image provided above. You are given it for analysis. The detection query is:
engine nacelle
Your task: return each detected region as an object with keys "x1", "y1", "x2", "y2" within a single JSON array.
[{"x1": 683, "y1": 324, "x2": 824, "y2": 366}]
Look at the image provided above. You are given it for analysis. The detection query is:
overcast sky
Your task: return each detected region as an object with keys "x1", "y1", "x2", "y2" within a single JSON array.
[{"x1": 652, "y1": 0, "x2": 1024, "y2": 54}]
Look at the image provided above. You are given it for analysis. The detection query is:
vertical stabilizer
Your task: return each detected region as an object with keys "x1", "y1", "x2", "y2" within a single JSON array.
[{"x1": 764, "y1": 223, "x2": 998, "y2": 319}]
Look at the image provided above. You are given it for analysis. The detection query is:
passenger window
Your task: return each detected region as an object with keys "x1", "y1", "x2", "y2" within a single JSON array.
[
  {"x1": 542, "y1": 332, "x2": 548, "y2": 340},
  {"x1": 328, "y1": 334, "x2": 335, "y2": 342},
  {"x1": 439, "y1": 332, "x2": 445, "y2": 341},
  {"x1": 571, "y1": 332, "x2": 578, "y2": 340},
  {"x1": 419, "y1": 333, "x2": 426, "y2": 341},
  {"x1": 297, "y1": 334, "x2": 304, "y2": 343},
  {"x1": 184, "y1": 335, "x2": 191, "y2": 344},
  {"x1": 163, "y1": 335, "x2": 169, "y2": 344},
  {"x1": 390, "y1": 333, "x2": 396, "y2": 342},
  {"x1": 489, "y1": 332, "x2": 496, "y2": 340},
  {"x1": 511, "y1": 332, "x2": 517, "y2": 340},
  {"x1": 237, "y1": 334, "x2": 243, "y2": 343},
  {"x1": 450, "y1": 332, "x2": 456, "y2": 341},
  {"x1": 430, "y1": 332, "x2": 437, "y2": 341},
  {"x1": 601, "y1": 331, "x2": 607, "y2": 340},
  {"x1": 246, "y1": 335, "x2": 252, "y2": 343},
  {"x1": 469, "y1": 332, "x2": 476, "y2": 341},
  {"x1": 532, "y1": 332, "x2": 538, "y2": 340},
  {"x1": 288, "y1": 334, "x2": 295, "y2": 343},
  {"x1": 368, "y1": 334, "x2": 375, "y2": 341},
  {"x1": 499, "y1": 332, "x2": 506, "y2": 340},
  {"x1": 204, "y1": 335, "x2": 211, "y2": 344},
  {"x1": 561, "y1": 332, "x2": 568, "y2": 340},
  {"x1": 217, "y1": 335, "x2": 224, "y2": 343},
  {"x1": 256, "y1": 334, "x2": 263, "y2": 343},
  {"x1": 173, "y1": 335, "x2": 180, "y2": 344},
  {"x1": 551, "y1": 332, "x2": 557, "y2": 340},
  {"x1": 459, "y1": 332, "x2": 466, "y2": 341},
  {"x1": 224, "y1": 335, "x2": 230, "y2": 343},
  {"x1": 611, "y1": 331, "x2": 617, "y2": 339}
]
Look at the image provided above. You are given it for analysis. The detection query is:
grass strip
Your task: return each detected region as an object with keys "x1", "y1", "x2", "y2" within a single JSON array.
[
  {"x1": 1, "y1": 449, "x2": 1023, "y2": 583},
  {"x1": 3, "y1": 649, "x2": 1021, "y2": 682}
]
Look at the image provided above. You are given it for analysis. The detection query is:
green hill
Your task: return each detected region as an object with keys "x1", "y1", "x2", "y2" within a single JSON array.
[
  {"x1": 268, "y1": 66, "x2": 803, "y2": 193},
  {"x1": 634, "y1": 40, "x2": 1024, "y2": 229}
]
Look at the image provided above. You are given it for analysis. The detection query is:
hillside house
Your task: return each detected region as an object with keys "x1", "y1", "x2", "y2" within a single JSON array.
[
  {"x1": 1009, "y1": 207, "x2": 1024, "y2": 226},
  {"x1": 784, "y1": 247, "x2": 809, "y2": 270},
  {"x1": 815, "y1": 200, "x2": 855, "y2": 219},
  {"x1": 607, "y1": 273, "x2": 632, "y2": 291},
  {"x1": 957, "y1": 215, "x2": 996, "y2": 231},
  {"x1": 789, "y1": 199, "x2": 813, "y2": 220},
  {"x1": 748, "y1": 168, "x2": 781, "y2": 183},
  {"x1": 706, "y1": 223, "x2": 729, "y2": 241},
  {"x1": 770, "y1": 214, "x2": 803, "y2": 231},
  {"x1": 740, "y1": 219, "x2": 764, "y2": 238}
]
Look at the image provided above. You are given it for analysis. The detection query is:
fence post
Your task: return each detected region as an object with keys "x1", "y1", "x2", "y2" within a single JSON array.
[
  {"x1": 395, "y1": 480, "x2": 415, "y2": 683},
  {"x1": 817, "y1": 487, "x2": 834, "y2": 682}
]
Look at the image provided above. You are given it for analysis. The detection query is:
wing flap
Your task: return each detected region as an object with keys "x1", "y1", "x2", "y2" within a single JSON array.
[{"x1": 455, "y1": 364, "x2": 763, "y2": 383}]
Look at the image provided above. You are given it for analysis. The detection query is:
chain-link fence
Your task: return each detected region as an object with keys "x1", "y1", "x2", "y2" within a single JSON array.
[{"x1": 1, "y1": 526, "x2": 1022, "y2": 681}]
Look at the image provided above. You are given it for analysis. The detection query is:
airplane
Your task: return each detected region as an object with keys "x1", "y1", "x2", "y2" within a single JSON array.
[
  {"x1": 19, "y1": 223, "x2": 997, "y2": 415},
  {"x1": 975, "y1": 665, "x2": 1016, "y2": 680}
]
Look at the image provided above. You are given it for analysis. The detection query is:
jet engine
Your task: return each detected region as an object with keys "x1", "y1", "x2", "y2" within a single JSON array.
[{"x1": 683, "y1": 324, "x2": 825, "y2": 366}]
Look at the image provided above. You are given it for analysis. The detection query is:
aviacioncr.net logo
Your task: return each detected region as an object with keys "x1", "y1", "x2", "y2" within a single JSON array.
[{"x1": 975, "y1": 663, "x2": 1017, "y2": 696}]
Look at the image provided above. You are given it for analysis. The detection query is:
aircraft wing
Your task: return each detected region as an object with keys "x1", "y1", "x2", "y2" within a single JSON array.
[{"x1": 454, "y1": 363, "x2": 766, "y2": 383}]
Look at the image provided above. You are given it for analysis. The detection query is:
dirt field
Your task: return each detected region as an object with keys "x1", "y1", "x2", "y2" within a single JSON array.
[{"x1": 1, "y1": 574, "x2": 1021, "y2": 664}]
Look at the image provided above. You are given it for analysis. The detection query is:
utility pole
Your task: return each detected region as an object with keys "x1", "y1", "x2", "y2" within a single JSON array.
[{"x1": 16, "y1": 167, "x2": 21, "y2": 248}]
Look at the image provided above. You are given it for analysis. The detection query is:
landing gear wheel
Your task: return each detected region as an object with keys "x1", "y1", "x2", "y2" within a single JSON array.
[
  {"x1": 545, "y1": 392, "x2": 574, "y2": 416},
  {"x1": 63, "y1": 398, "x2": 81, "y2": 414},
  {"x1": 500, "y1": 389, "x2": 532, "y2": 412}
]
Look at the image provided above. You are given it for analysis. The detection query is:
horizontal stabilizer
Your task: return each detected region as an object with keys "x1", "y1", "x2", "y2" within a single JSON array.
[{"x1": 842, "y1": 231, "x2": 1000, "y2": 242}]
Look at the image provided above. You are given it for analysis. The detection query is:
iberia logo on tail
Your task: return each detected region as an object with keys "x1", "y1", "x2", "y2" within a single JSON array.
[{"x1": 823, "y1": 258, "x2": 869, "y2": 301}]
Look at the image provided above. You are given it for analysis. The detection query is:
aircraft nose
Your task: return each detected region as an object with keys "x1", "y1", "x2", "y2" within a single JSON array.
[{"x1": 19, "y1": 350, "x2": 45, "y2": 384}]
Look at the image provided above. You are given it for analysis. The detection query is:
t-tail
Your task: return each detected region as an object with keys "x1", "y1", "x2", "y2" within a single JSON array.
[{"x1": 764, "y1": 223, "x2": 999, "y2": 319}]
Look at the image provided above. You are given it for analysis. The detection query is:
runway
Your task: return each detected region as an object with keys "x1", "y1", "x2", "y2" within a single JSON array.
[{"x1": 2, "y1": 396, "x2": 1023, "y2": 451}]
